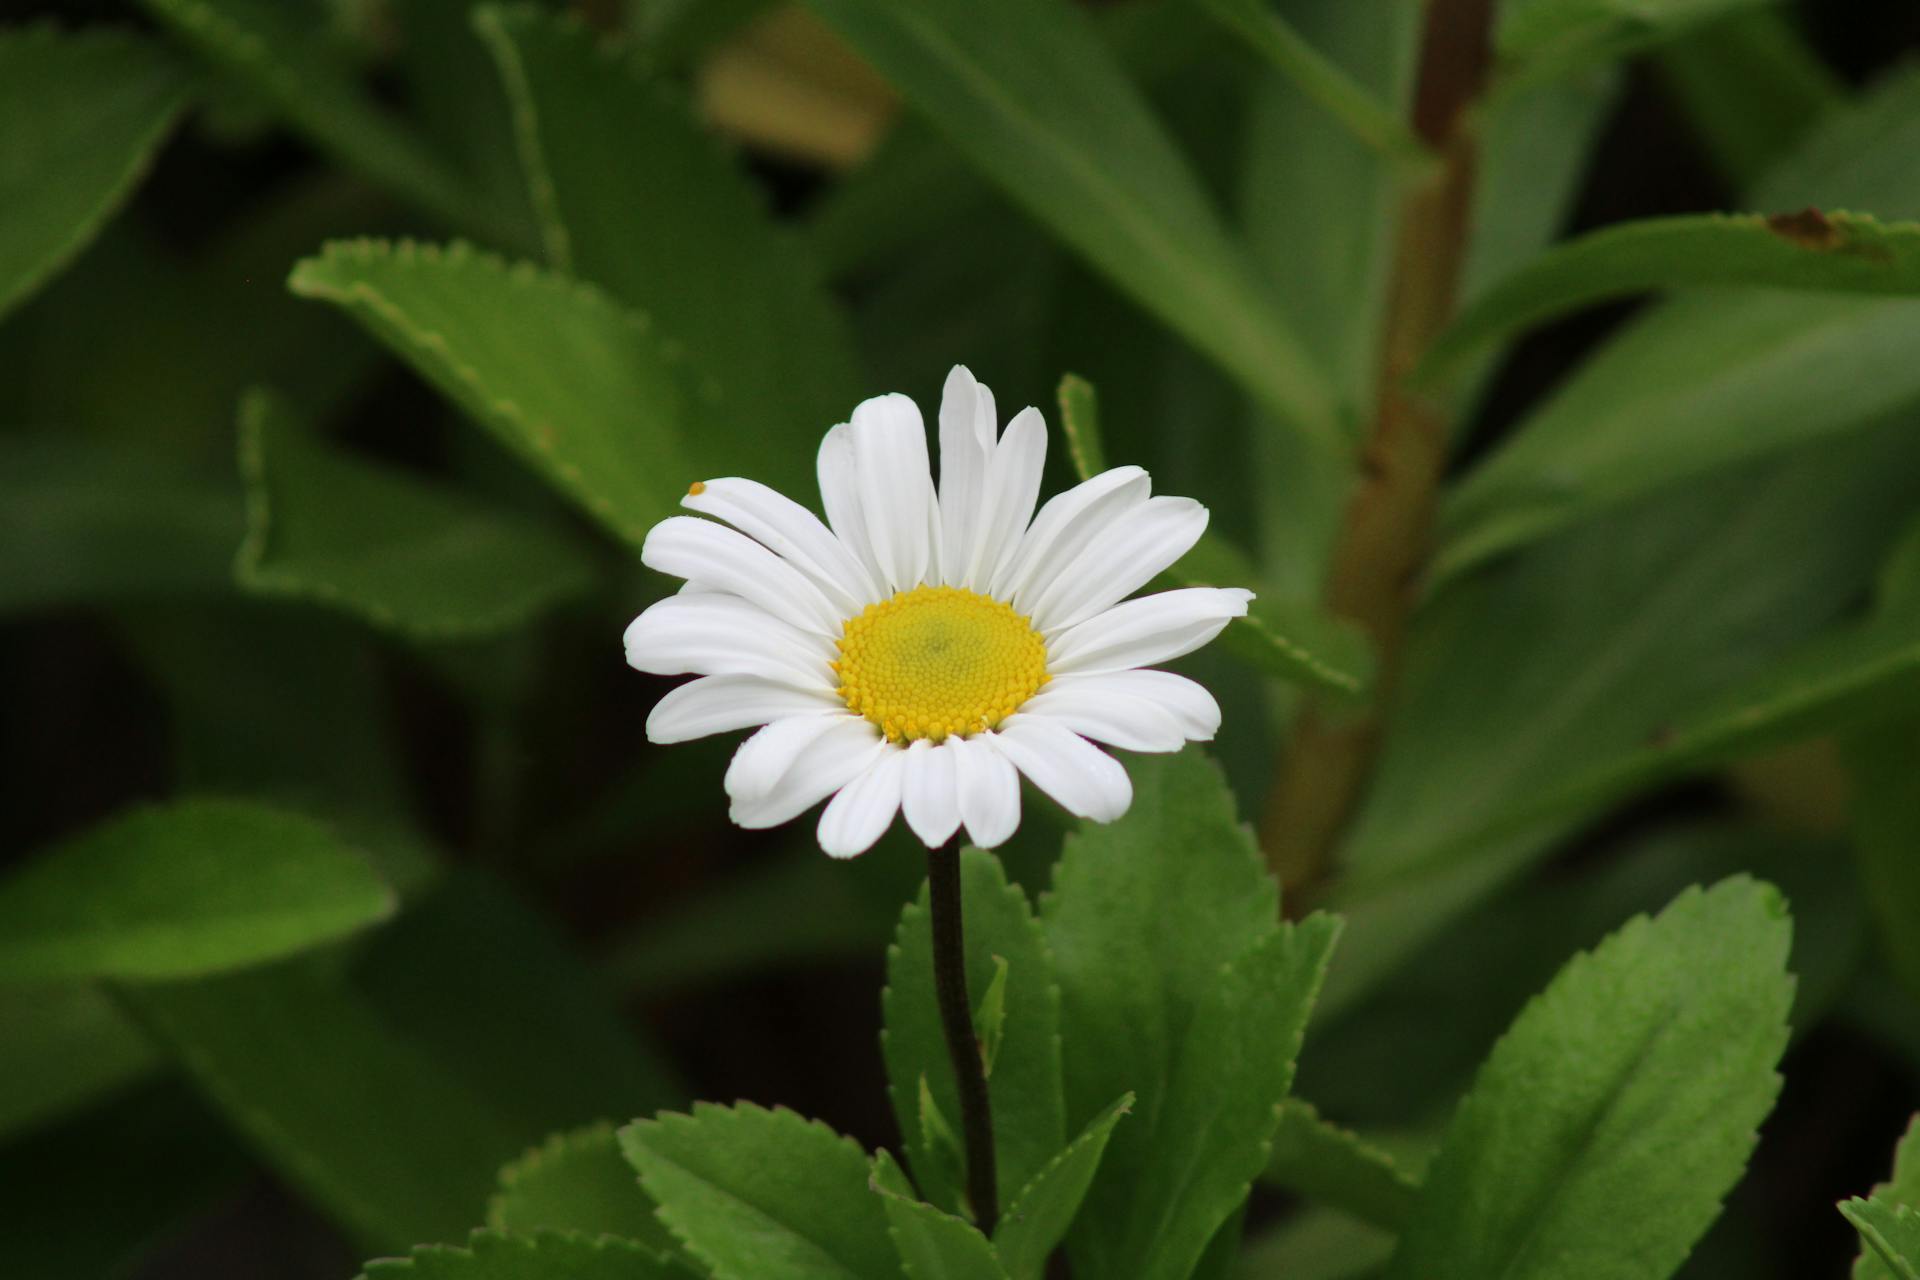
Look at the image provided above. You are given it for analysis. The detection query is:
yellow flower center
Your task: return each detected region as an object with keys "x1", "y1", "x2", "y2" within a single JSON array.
[{"x1": 835, "y1": 585, "x2": 1049, "y2": 743}]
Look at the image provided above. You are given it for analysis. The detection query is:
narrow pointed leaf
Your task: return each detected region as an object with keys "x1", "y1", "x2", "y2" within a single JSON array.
[
  {"x1": 885, "y1": 848, "x2": 1065, "y2": 1214},
  {"x1": 1424, "y1": 211, "x2": 1920, "y2": 385},
  {"x1": 991, "y1": 1093, "x2": 1131, "y2": 1280},
  {"x1": 1846, "y1": 1199, "x2": 1920, "y2": 1280},
  {"x1": 0, "y1": 799, "x2": 394, "y2": 983},
  {"x1": 0, "y1": 25, "x2": 188, "y2": 322},
  {"x1": 1386, "y1": 877, "x2": 1795, "y2": 1280},
  {"x1": 619, "y1": 1103, "x2": 898, "y2": 1280},
  {"x1": 804, "y1": 0, "x2": 1340, "y2": 444},
  {"x1": 1262, "y1": 1099, "x2": 1421, "y2": 1231},
  {"x1": 870, "y1": 1151, "x2": 1012, "y2": 1280}
]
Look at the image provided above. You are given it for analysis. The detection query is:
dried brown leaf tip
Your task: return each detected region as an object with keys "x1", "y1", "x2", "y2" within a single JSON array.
[{"x1": 1765, "y1": 207, "x2": 1843, "y2": 251}]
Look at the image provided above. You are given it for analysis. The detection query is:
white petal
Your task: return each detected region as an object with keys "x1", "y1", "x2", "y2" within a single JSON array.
[
  {"x1": 850, "y1": 392, "x2": 938, "y2": 594},
  {"x1": 684, "y1": 477, "x2": 877, "y2": 612},
  {"x1": 1038, "y1": 670, "x2": 1221, "y2": 741},
  {"x1": 994, "y1": 466, "x2": 1151, "y2": 609},
  {"x1": 1027, "y1": 497, "x2": 1209, "y2": 632},
  {"x1": 967, "y1": 405, "x2": 1046, "y2": 590},
  {"x1": 988, "y1": 717, "x2": 1133, "y2": 823},
  {"x1": 726, "y1": 715, "x2": 887, "y2": 828},
  {"x1": 948, "y1": 733, "x2": 1021, "y2": 849},
  {"x1": 818, "y1": 422, "x2": 887, "y2": 590},
  {"x1": 817, "y1": 749, "x2": 907, "y2": 858},
  {"x1": 642, "y1": 516, "x2": 843, "y2": 636},
  {"x1": 937, "y1": 366, "x2": 994, "y2": 587},
  {"x1": 646, "y1": 674, "x2": 843, "y2": 744},
  {"x1": 900, "y1": 739, "x2": 962, "y2": 847},
  {"x1": 1018, "y1": 682, "x2": 1189, "y2": 753},
  {"x1": 1045, "y1": 588, "x2": 1254, "y2": 675},
  {"x1": 624, "y1": 594, "x2": 835, "y2": 689}
]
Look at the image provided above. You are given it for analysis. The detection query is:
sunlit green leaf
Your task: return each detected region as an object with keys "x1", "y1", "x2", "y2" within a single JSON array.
[
  {"x1": 1386, "y1": 878, "x2": 1794, "y2": 1280},
  {"x1": 1845, "y1": 1199, "x2": 1920, "y2": 1280},
  {"x1": 1853, "y1": 1117, "x2": 1920, "y2": 1280},
  {"x1": 0, "y1": 25, "x2": 188, "y2": 323},
  {"x1": 0, "y1": 799, "x2": 394, "y2": 983},
  {"x1": 236, "y1": 388, "x2": 596, "y2": 638}
]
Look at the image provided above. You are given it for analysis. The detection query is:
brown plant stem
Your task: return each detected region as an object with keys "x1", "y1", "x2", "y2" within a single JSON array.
[
  {"x1": 928, "y1": 840, "x2": 998, "y2": 1234},
  {"x1": 1264, "y1": 0, "x2": 1497, "y2": 897}
]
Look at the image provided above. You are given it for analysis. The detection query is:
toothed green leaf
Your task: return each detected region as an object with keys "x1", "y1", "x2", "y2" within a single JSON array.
[
  {"x1": 870, "y1": 1150, "x2": 1011, "y2": 1280},
  {"x1": 360, "y1": 1230, "x2": 681, "y2": 1278},
  {"x1": 619, "y1": 1103, "x2": 897, "y2": 1280},
  {"x1": 885, "y1": 849, "x2": 1065, "y2": 1217},
  {"x1": 1386, "y1": 877, "x2": 1795, "y2": 1280}
]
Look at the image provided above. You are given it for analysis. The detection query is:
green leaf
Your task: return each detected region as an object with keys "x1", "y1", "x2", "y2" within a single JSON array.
[
  {"x1": 974, "y1": 955, "x2": 1010, "y2": 1078},
  {"x1": 1055, "y1": 373, "x2": 1107, "y2": 480},
  {"x1": 490, "y1": 1123, "x2": 677, "y2": 1255},
  {"x1": 1189, "y1": 0, "x2": 1429, "y2": 167},
  {"x1": 884, "y1": 848, "x2": 1065, "y2": 1215},
  {"x1": 1846, "y1": 717, "x2": 1920, "y2": 1002},
  {"x1": 1425, "y1": 211, "x2": 1920, "y2": 385},
  {"x1": 125, "y1": 959, "x2": 530, "y2": 1251},
  {"x1": 1854, "y1": 1117, "x2": 1920, "y2": 1280},
  {"x1": 1653, "y1": 10, "x2": 1843, "y2": 190},
  {"x1": 475, "y1": 3, "x2": 859, "y2": 474},
  {"x1": 289, "y1": 239, "x2": 701, "y2": 550},
  {"x1": 362, "y1": 1231, "x2": 682, "y2": 1279},
  {"x1": 1325, "y1": 415, "x2": 1920, "y2": 1015},
  {"x1": 804, "y1": 0, "x2": 1340, "y2": 445},
  {"x1": 132, "y1": 0, "x2": 512, "y2": 243},
  {"x1": 990, "y1": 1094, "x2": 1131, "y2": 1280},
  {"x1": 0, "y1": 799, "x2": 394, "y2": 983},
  {"x1": 0, "y1": 437, "x2": 242, "y2": 616},
  {"x1": 352, "y1": 872, "x2": 682, "y2": 1146},
  {"x1": 1051, "y1": 373, "x2": 1371, "y2": 697},
  {"x1": 235, "y1": 388, "x2": 596, "y2": 638},
  {"x1": 870, "y1": 1150, "x2": 1012, "y2": 1280},
  {"x1": 1386, "y1": 877, "x2": 1794, "y2": 1280},
  {"x1": 0, "y1": 25, "x2": 188, "y2": 322},
  {"x1": 1039, "y1": 750, "x2": 1339, "y2": 1280},
  {"x1": 1846, "y1": 1200, "x2": 1920, "y2": 1280},
  {"x1": 0, "y1": 983, "x2": 158, "y2": 1143},
  {"x1": 1495, "y1": 0, "x2": 1769, "y2": 89},
  {"x1": 619, "y1": 1103, "x2": 898, "y2": 1280},
  {"x1": 1262, "y1": 1099, "x2": 1421, "y2": 1232},
  {"x1": 1440, "y1": 67, "x2": 1920, "y2": 578}
]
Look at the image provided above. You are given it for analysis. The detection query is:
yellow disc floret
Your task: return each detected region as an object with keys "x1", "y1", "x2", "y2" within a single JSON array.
[{"x1": 835, "y1": 585, "x2": 1049, "y2": 743}]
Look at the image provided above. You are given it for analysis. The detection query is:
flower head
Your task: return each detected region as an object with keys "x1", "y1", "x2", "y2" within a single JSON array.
[{"x1": 624, "y1": 366, "x2": 1253, "y2": 857}]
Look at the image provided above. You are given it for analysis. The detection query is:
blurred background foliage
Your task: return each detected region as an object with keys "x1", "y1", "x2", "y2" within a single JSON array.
[{"x1": 4, "y1": 0, "x2": 1920, "y2": 1275}]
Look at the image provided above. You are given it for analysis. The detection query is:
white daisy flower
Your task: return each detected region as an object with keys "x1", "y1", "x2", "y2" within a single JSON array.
[{"x1": 623, "y1": 365, "x2": 1254, "y2": 858}]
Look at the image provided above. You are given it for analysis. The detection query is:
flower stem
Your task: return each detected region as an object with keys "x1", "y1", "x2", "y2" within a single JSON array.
[{"x1": 927, "y1": 841, "x2": 997, "y2": 1234}]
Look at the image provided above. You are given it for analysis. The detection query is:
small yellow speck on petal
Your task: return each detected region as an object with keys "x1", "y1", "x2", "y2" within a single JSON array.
[{"x1": 688, "y1": 480, "x2": 707, "y2": 495}]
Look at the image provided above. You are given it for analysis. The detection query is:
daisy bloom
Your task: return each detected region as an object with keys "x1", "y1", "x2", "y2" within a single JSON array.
[{"x1": 623, "y1": 365, "x2": 1254, "y2": 858}]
